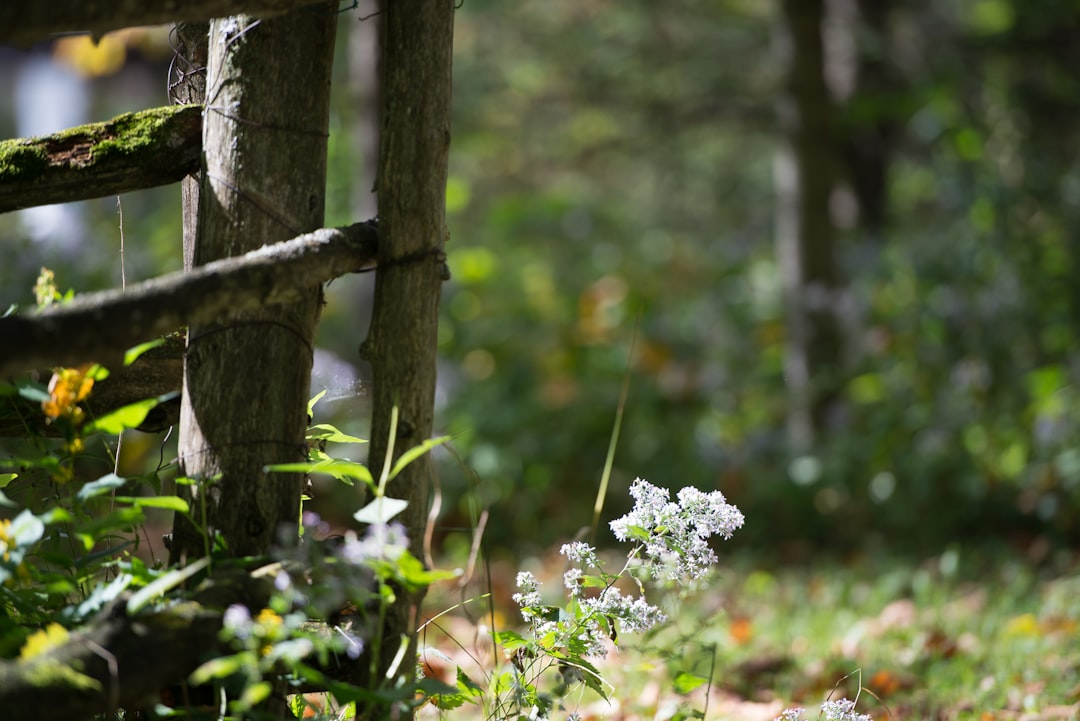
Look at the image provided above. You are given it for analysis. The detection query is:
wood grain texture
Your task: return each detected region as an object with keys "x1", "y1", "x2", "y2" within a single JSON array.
[{"x1": 177, "y1": 5, "x2": 338, "y2": 559}]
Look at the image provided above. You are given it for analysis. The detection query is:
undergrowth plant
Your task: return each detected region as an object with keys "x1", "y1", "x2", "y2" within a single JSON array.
[{"x1": 0, "y1": 271, "x2": 883, "y2": 721}]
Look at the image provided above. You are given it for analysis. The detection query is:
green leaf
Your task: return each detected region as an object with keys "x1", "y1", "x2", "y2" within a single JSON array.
[
  {"x1": 456, "y1": 667, "x2": 484, "y2": 698},
  {"x1": 306, "y1": 423, "x2": 367, "y2": 444},
  {"x1": 39, "y1": 507, "x2": 73, "y2": 524},
  {"x1": 115, "y1": 495, "x2": 190, "y2": 513},
  {"x1": 265, "y1": 459, "x2": 373, "y2": 487},
  {"x1": 388, "y1": 435, "x2": 452, "y2": 481},
  {"x1": 77, "y1": 473, "x2": 127, "y2": 502},
  {"x1": 307, "y1": 389, "x2": 327, "y2": 417},
  {"x1": 189, "y1": 651, "x2": 252, "y2": 685},
  {"x1": 123, "y1": 338, "x2": 166, "y2": 366},
  {"x1": 236, "y1": 681, "x2": 272, "y2": 710},
  {"x1": 0, "y1": 489, "x2": 17, "y2": 507},
  {"x1": 75, "y1": 507, "x2": 145, "y2": 538},
  {"x1": 353, "y1": 496, "x2": 408, "y2": 524},
  {"x1": 416, "y1": 677, "x2": 460, "y2": 698},
  {"x1": 16, "y1": 383, "x2": 50, "y2": 404},
  {"x1": 494, "y1": 630, "x2": 529, "y2": 650},
  {"x1": 127, "y1": 556, "x2": 210, "y2": 614},
  {"x1": 84, "y1": 397, "x2": 160, "y2": 435},
  {"x1": 673, "y1": 672, "x2": 708, "y2": 694},
  {"x1": 86, "y1": 363, "x2": 110, "y2": 381},
  {"x1": 0, "y1": 473, "x2": 16, "y2": 489}
]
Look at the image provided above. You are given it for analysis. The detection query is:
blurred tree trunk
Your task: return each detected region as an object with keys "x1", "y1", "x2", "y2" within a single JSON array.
[
  {"x1": 358, "y1": 0, "x2": 453, "y2": 713},
  {"x1": 175, "y1": 6, "x2": 337, "y2": 560},
  {"x1": 841, "y1": 0, "x2": 898, "y2": 242},
  {"x1": 775, "y1": 0, "x2": 843, "y2": 449}
]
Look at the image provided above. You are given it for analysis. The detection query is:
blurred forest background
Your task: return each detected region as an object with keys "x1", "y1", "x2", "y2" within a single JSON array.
[{"x1": 3, "y1": 0, "x2": 1080, "y2": 561}]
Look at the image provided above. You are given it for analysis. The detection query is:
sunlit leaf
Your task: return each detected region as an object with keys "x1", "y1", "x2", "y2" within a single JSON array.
[
  {"x1": 389, "y1": 435, "x2": 452, "y2": 481},
  {"x1": 306, "y1": 424, "x2": 367, "y2": 444},
  {"x1": 84, "y1": 395, "x2": 169, "y2": 435},
  {"x1": 673, "y1": 672, "x2": 708, "y2": 694},
  {"x1": 115, "y1": 495, "x2": 190, "y2": 513},
  {"x1": 0, "y1": 473, "x2": 16, "y2": 489},
  {"x1": 189, "y1": 652, "x2": 250, "y2": 684},
  {"x1": 266, "y1": 459, "x2": 373, "y2": 487},
  {"x1": 237, "y1": 681, "x2": 272, "y2": 710},
  {"x1": 307, "y1": 389, "x2": 327, "y2": 417},
  {"x1": 124, "y1": 338, "x2": 166, "y2": 366}
]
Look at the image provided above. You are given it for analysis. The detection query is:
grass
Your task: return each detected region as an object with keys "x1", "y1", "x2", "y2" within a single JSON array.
[{"x1": 417, "y1": 545, "x2": 1080, "y2": 721}]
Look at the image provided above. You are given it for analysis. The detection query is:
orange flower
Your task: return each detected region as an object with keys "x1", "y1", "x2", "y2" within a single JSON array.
[{"x1": 42, "y1": 364, "x2": 96, "y2": 424}]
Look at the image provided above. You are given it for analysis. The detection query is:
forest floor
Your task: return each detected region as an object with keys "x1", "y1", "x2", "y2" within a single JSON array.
[{"x1": 414, "y1": 545, "x2": 1080, "y2": 721}]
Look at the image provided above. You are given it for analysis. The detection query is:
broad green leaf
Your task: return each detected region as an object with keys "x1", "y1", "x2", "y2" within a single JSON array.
[
  {"x1": 673, "y1": 672, "x2": 708, "y2": 694},
  {"x1": 456, "y1": 667, "x2": 484, "y2": 698},
  {"x1": 124, "y1": 338, "x2": 166, "y2": 366},
  {"x1": 388, "y1": 435, "x2": 452, "y2": 481},
  {"x1": 127, "y1": 556, "x2": 210, "y2": 614},
  {"x1": 84, "y1": 397, "x2": 159, "y2": 435},
  {"x1": 0, "y1": 473, "x2": 16, "y2": 489},
  {"x1": 306, "y1": 423, "x2": 367, "y2": 444},
  {"x1": 353, "y1": 496, "x2": 408, "y2": 524},
  {"x1": 116, "y1": 495, "x2": 190, "y2": 513},
  {"x1": 77, "y1": 473, "x2": 127, "y2": 502}
]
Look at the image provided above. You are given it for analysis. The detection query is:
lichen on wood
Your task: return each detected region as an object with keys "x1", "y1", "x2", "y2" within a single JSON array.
[{"x1": 0, "y1": 104, "x2": 202, "y2": 214}]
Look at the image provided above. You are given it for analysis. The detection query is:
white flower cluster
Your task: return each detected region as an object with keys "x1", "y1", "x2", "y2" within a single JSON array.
[
  {"x1": 339, "y1": 522, "x2": 409, "y2": 565},
  {"x1": 774, "y1": 699, "x2": 873, "y2": 721},
  {"x1": 609, "y1": 478, "x2": 744, "y2": 581},
  {"x1": 580, "y1": 586, "x2": 667, "y2": 633}
]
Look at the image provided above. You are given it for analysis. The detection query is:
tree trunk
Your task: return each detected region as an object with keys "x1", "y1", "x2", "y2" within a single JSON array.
[
  {"x1": 358, "y1": 0, "x2": 453, "y2": 712},
  {"x1": 775, "y1": 0, "x2": 843, "y2": 449},
  {"x1": 176, "y1": 6, "x2": 337, "y2": 560}
]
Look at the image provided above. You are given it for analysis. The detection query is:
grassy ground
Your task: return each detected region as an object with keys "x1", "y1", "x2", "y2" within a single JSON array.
[{"x1": 415, "y1": 545, "x2": 1080, "y2": 721}]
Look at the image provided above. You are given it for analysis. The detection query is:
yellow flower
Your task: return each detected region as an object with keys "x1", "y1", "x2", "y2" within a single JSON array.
[
  {"x1": 0, "y1": 519, "x2": 11, "y2": 561},
  {"x1": 19, "y1": 623, "x2": 69, "y2": 661}
]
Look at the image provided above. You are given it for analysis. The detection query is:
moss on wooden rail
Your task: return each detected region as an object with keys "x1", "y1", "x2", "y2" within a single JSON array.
[{"x1": 0, "y1": 104, "x2": 202, "y2": 213}]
